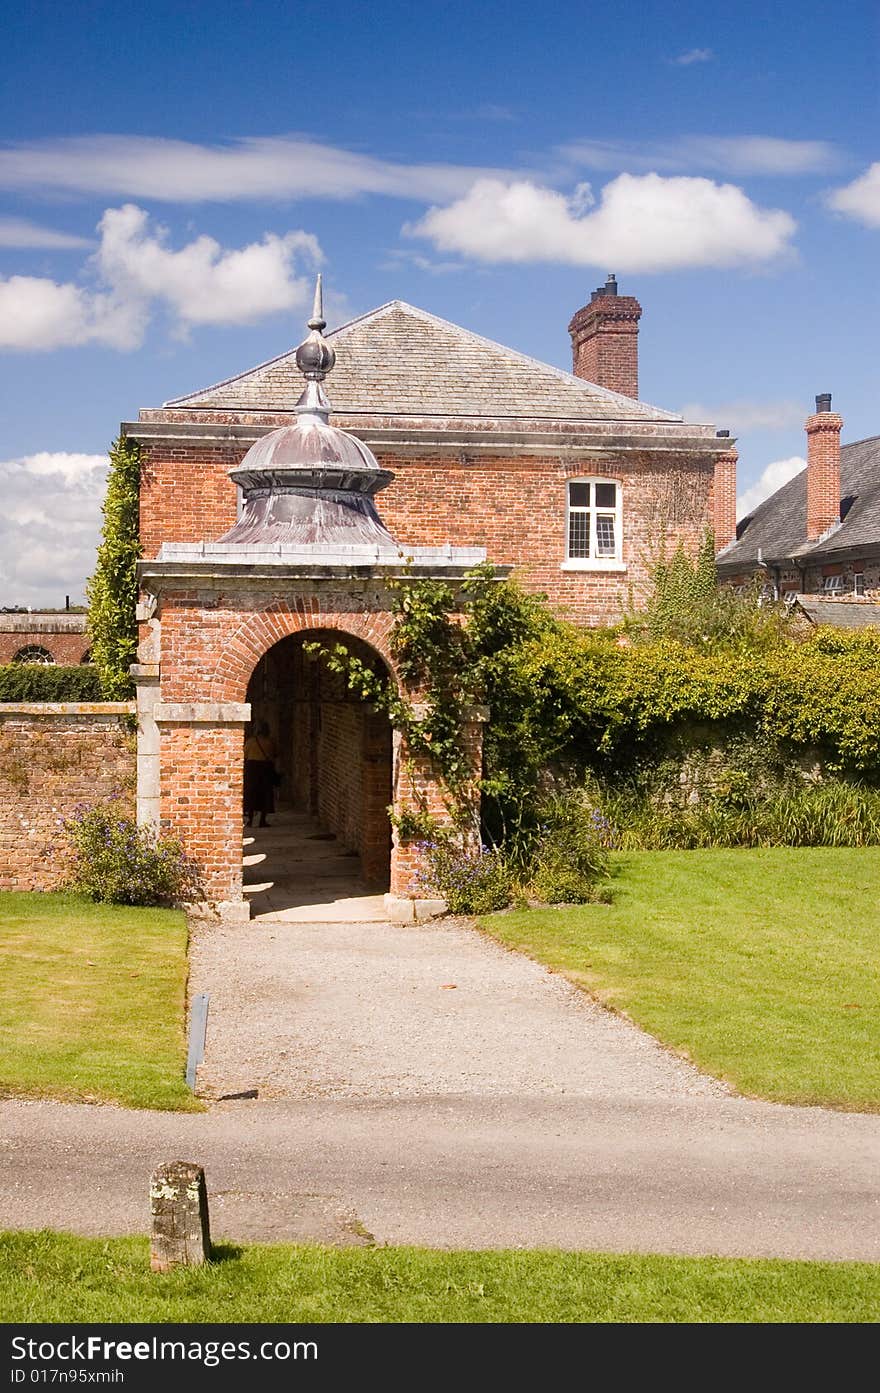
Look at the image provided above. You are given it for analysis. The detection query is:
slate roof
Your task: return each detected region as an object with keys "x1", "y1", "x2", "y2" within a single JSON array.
[
  {"x1": 717, "y1": 435, "x2": 880, "y2": 569},
  {"x1": 165, "y1": 300, "x2": 681, "y2": 424},
  {"x1": 793, "y1": 596, "x2": 880, "y2": 629}
]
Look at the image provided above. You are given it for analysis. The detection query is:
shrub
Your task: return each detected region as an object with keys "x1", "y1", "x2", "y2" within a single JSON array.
[
  {"x1": 0, "y1": 665, "x2": 104, "y2": 702},
  {"x1": 415, "y1": 839, "x2": 514, "y2": 915},
  {"x1": 64, "y1": 806, "x2": 201, "y2": 906}
]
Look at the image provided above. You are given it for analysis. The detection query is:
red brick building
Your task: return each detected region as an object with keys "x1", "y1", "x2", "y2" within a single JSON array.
[
  {"x1": 717, "y1": 394, "x2": 880, "y2": 606},
  {"x1": 132, "y1": 276, "x2": 732, "y2": 627},
  {"x1": 129, "y1": 278, "x2": 730, "y2": 917}
]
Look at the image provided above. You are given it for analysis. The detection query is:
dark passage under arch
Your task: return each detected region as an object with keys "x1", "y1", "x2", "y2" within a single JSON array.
[{"x1": 245, "y1": 631, "x2": 393, "y2": 897}]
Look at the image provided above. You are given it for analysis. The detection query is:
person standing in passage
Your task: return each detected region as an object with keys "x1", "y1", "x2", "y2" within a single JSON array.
[{"x1": 243, "y1": 720, "x2": 278, "y2": 828}]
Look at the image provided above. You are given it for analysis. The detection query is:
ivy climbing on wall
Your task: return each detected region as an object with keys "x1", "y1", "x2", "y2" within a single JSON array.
[{"x1": 86, "y1": 435, "x2": 142, "y2": 700}]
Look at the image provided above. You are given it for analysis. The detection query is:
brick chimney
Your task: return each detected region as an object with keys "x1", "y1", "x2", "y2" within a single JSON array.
[
  {"x1": 713, "y1": 431, "x2": 738, "y2": 550},
  {"x1": 805, "y1": 393, "x2": 842, "y2": 541},
  {"x1": 568, "y1": 273, "x2": 642, "y2": 399}
]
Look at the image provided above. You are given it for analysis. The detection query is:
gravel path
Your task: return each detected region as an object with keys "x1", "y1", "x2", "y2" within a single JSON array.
[{"x1": 188, "y1": 915, "x2": 726, "y2": 1102}]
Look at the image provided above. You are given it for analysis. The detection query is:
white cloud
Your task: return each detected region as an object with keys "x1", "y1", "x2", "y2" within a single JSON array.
[
  {"x1": 827, "y1": 162, "x2": 880, "y2": 227},
  {"x1": 682, "y1": 399, "x2": 806, "y2": 432},
  {"x1": 0, "y1": 275, "x2": 138, "y2": 351},
  {"x1": 407, "y1": 173, "x2": 796, "y2": 272},
  {"x1": 0, "y1": 205, "x2": 321, "y2": 351},
  {"x1": 670, "y1": 48, "x2": 715, "y2": 66},
  {"x1": 737, "y1": 456, "x2": 805, "y2": 519},
  {"x1": 0, "y1": 452, "x2": 107, "y2": 607},
  {"x1": 94, "y1": 205, "x2": 320, "y2": 331},
  {"x1": 0, "y1": 217, "x2": 90, "y2": 249},
  {"x1": 0, "y1": 135, "x2": 504, "y2": 204},
  {"x1": 561, "y1": 135, "x2": 841, "y2": 177}
]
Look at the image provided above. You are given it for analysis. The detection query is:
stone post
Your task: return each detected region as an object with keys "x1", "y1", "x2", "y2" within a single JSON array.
[{"x1": 150, "y1": 1161, "x2": 211, "y2": 1272}]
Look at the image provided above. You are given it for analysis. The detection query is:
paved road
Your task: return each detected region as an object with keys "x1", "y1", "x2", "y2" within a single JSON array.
[{"x1": 2, "y1": 1094, "x2": 879, "y2": 1260}]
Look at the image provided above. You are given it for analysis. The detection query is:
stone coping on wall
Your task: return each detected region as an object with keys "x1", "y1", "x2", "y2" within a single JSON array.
[
  {"x1": 0, "y1": 614, "x2": 87, "y2": 633},
  {"x1": 0, "y1": 702, "x2": 135, "y2": 716}
]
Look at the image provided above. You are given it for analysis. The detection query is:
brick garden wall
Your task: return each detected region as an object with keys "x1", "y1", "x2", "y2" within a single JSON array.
[{"x1": 0, "y1": 704, "x2": 135, "y2": 891}]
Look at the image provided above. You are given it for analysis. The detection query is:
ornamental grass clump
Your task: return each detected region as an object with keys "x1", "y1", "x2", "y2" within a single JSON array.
[
  {"x1": 601, "y1": 779, "x2": 880, "y2": 850},
  {"x1": 64, "y1": 806, "x2": 201, "y2": 907}
]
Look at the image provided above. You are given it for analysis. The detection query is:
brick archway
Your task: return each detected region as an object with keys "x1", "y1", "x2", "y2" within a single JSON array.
[
  {"x1": 207, "y1": 606, "x2": 398, "y2": 704},
  {"x1": 139, "y1": 577, "x2": 485, "y2": 916}
]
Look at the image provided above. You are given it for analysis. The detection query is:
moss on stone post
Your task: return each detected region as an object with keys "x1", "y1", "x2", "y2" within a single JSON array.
[{"x1": 150, "y1": 1161, "x2": 211, "y2": 1272}]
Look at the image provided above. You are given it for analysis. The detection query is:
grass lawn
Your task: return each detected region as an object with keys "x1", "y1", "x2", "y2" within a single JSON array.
[
  {"x1": 482, "y1": 848, "x2": 880, "y2": 1111},
  {"x1": 2, "y1": 1231, "x2": 878, "y2": 1323},
  {"x1": 0, "y1": 892, "x2": 197, "y2": 1111}
]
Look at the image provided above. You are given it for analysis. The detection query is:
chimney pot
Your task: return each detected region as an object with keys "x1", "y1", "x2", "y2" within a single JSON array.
[
  {"x1": 605, "y1": 273, "x2": 618, "y2": 296},
  {"x1": 716, "y1": 429, "x2": 730, "y2": 438},
  {"x1": 815, "y1": 392, "x2": 832, "y2": 413}
]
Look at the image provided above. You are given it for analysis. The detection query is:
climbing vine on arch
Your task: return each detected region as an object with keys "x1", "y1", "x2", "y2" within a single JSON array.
[{"x1": 303, "y1": 568, "x2": 489, "y2": 833}]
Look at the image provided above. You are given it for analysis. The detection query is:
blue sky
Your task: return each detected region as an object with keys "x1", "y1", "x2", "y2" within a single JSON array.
[{"x1": 1, "y1": 0, "x2": 878, "y2": 603}]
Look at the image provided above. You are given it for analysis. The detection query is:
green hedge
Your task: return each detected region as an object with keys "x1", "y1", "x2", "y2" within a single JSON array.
[
  {"x1": 507, "y1": 626, "x2": 880, "y2": 775},
  {"x1": 0, "y1": 665, "x2": 105, "y2": 702}
]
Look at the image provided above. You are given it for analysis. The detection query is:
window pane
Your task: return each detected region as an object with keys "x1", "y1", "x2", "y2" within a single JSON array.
[
  {"x1": 595, "y1": 482, "x2": 616, "y2": 509},
  {"x1": 568, "y1": 512, "x2": 590, "y2": 558},
  {"x1": 568, "y1": 482, "x2": 590, "y2": 508},
  {"x1": 595, "y1": 514, "x2": 616, "y2": 556}
]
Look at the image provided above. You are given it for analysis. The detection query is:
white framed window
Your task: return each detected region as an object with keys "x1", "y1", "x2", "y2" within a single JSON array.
[
  {"x1": 853, "y1": 573, "x2": 866, "y2": 596},
  {"x1": 561, "y1": 478, "x2": 626, "y2": 571},
  {"x1": 822, "y1": 574, "x2": 844, "y2": 593}
]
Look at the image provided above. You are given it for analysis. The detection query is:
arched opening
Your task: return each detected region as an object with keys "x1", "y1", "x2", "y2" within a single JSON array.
[
  {"x1": 13, "y1": 646, "x2": 54, "y2": 664},
  {"x1": 242, "y1": 630, "x2": 394, "y2": 917}
]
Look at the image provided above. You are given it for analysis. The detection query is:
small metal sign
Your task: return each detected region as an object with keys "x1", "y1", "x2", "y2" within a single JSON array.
[{"x1": 185, "y1": 993, "x2": 210, "y2": 1091}]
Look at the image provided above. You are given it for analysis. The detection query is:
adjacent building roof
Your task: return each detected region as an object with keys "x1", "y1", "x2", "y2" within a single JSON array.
[
  {"x1": 717, "y1": 435, "x2": 880, "y2": 571},
  {"x1": 791, "y1": 595, "x2": 880, "y2": 629},
  {"x1": 165, "y1": 300, "x2": 681, "y2": 424}
]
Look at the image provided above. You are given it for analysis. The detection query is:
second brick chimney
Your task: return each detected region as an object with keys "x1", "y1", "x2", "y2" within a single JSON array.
[
  {"x1": 568, "y1": 274, "x2": 642, "y2": 399},
  {"x1": 713, "y1": 431, "x2": 738, "y2": 550},
  {"x1": 806, "y1": 393, "x2": 842, "y2": 541}
]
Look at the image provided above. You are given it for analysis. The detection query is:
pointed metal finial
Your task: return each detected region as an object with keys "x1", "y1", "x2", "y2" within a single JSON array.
[
  {"x1": 307, "y1": 273, "x2": 326, "y2": 333},
  {"x1": 295, "y1": 273, "x2": 335, "y2": 395}
]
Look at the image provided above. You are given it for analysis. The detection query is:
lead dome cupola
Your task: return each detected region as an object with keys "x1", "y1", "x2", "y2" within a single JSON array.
[{"x1": 217, "y1": 276, "x2": 398, "y2": 549}]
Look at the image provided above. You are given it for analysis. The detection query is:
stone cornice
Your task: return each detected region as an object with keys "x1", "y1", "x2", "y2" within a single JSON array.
[
  {"x1": 138, "y1": 557, "x2": 508, "y2": 589},
  {"x1": 124, "y1": 416, "x2": 731, "y2": 458}
]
